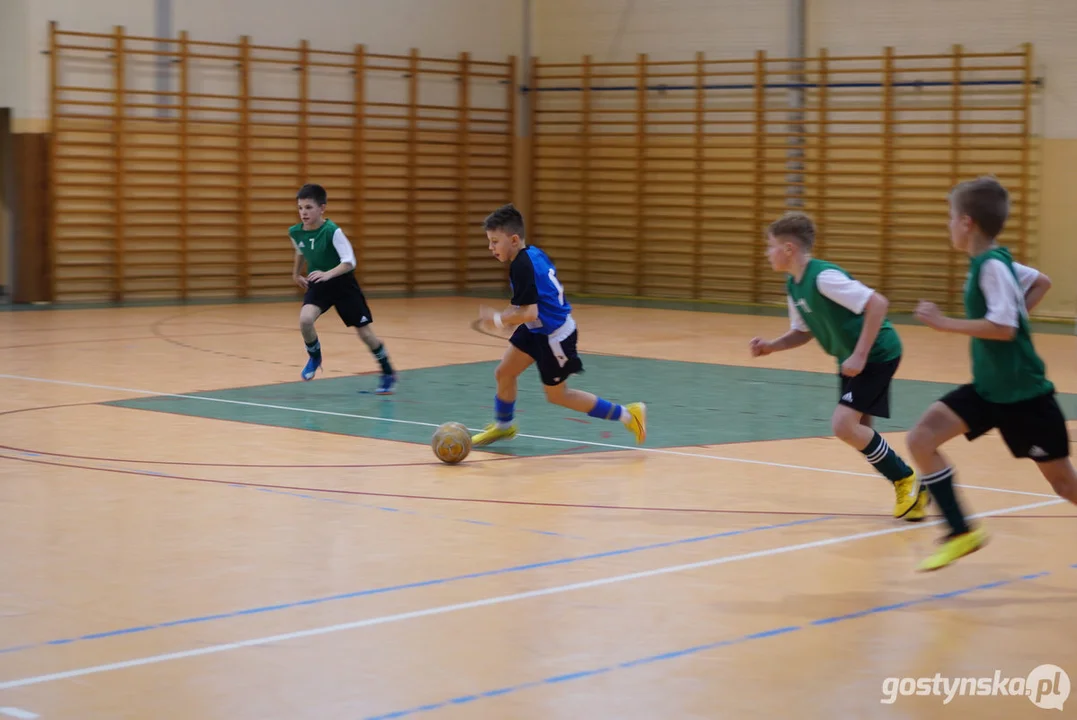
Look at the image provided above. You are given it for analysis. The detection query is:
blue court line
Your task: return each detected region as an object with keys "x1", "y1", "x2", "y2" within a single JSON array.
[
  {"x1": 0, "y1": 515, "x2": 831, "y2": 656},
  {"x1": 362, "y1": 569, "x2": 1057, "y2": 719}
]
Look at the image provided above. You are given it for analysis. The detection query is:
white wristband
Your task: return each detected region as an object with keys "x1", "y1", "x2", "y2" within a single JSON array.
[{"x1": 493, "y1": 313, "x2": 504, "y2": 329}]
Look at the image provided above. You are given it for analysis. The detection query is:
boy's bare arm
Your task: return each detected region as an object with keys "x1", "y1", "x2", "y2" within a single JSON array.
[
  {"x1": 751, "y1": 329, "x2": 813, "y2": 355},
  {"x1": 292, "y1": 253, "x2": 308, "y2": 289},
  {"x1": 915, "y1": 301, "x2": 1016, "y2": 341},
  {"x1": 1024, "y1": 272, "x2": 1051, "y2": 312},
  {"x1": 480, "y1": 304, "x2": 539, "y2": 329},
  {"x1": 842, "y1": 292, "x2": 889, "y2": 375}
]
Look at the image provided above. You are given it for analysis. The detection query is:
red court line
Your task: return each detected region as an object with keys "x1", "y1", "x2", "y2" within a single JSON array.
[
  {"x1": 0, "y1": 443, "x2": 518, "y2": 469},
  {"x1": 2, "y1": 453, "x2": 1071, "y2": 520},
  {"x1": 0, "y1": 328, "x2": 283, "y2": 351}
]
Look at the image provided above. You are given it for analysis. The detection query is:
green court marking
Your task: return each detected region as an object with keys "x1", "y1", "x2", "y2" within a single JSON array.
[{"x1": 106, "y1": 356, "x2": 1077, "y2": 456}]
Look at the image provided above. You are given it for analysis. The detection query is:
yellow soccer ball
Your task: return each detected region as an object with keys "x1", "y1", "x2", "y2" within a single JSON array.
[{"x1": 431, "y1": 422, "x2": 472, "y2": 464}]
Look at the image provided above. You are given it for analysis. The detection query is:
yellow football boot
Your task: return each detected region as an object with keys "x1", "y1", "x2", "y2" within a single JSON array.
[
  {"x1": 893, "y1": 472, "x2": 922, "y2": 518},
  {"x1": 917, "y1": 528, "x2": 989, "y2": 572},
  {"x1": 623, "y1": 402, "x2": 647, "y2": 445},
  {"x1": 903, "y1": 489, "x2": 931, "y2": 522},
  {"x1": 471, "y1": 423, "x2": 517, "y2": 447}
]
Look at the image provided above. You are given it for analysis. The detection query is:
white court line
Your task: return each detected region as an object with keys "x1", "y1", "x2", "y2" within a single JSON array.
[
  {"x1": 0, "y1": 373, "x2": 1059, "y2": 499},
  {"x1": 0, "y1": 496, "x2": 1061, "y2": 691},
  {"x1": 0, "y1": 708, "x2": 39, "y2": 719}
]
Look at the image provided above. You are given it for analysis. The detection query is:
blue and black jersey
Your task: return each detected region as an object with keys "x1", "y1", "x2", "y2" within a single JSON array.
[{"x1": 509, "y1": 246, "x2": 571, "y2": 334}]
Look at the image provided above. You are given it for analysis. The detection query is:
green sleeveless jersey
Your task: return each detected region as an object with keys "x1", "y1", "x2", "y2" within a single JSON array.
[
  {"x1": 786, "y1": 259, "x2": 902, "y2": 365},
  {"x1": 289, "y1": 219, "x2": 345, "y2": 273},
  {"x1": 964, "y1": 247, "x2": 1053, "y2": 403}
]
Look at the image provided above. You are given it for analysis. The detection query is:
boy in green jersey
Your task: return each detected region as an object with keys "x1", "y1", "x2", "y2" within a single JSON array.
[
  {"x1": 909, "y1": 176, "x2": 1076, "y2": 571},
  {"x1": 750, "y1": 211, "x2": 928, "y2": 521},
  {"x1": 290, "y1": 183, "x2": 396, "y2": 394}
]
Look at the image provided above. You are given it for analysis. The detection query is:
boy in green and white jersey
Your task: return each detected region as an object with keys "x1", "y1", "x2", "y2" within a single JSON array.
[
  {"x1": 750, "y1": 211, "x2": 928, "y2": 522},
  {"x1": 909, "y1": 176, "x2": 1076, "y2": 571},
  {"x1": 291, "y1": 183, "x2": 396, "y2": 393}
]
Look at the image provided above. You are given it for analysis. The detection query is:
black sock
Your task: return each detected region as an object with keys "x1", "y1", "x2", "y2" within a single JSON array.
[
  {"x1": 305, "y1": 338, "x2": 321, "y2": 357},
  {"x1": 922, "y1": 467, "x2": 969, "y2": 536},
  {"x1": 372, "y1": 343, "x2": 393, "y2": 375},
  {"x1": 861, "y1": 431, "x2": 914, "y2": 482}
]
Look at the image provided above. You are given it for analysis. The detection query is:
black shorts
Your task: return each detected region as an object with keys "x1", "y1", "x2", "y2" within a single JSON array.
[
  {"x1": 940, "y1": 384, "x2": 1071, "y2": 462},
  {"x1": 510, "y1": 324, "x2": 584, "y2": 386},
  {"x1": 302, "y1": 273, "x2": 372, "y2": 327},
  {"x1": 838, "y1": 356, "x2": 901, "y2": 419}
]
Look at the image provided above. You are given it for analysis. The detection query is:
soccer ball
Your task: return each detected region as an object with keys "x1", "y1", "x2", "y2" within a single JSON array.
[{"x1": 431, "y1": 422, "x2": 472, "y2": 464}]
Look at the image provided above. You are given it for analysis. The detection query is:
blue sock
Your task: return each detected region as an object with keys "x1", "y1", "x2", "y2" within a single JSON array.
[
  {"x1": 588, "y1": 398, "x2": 624, "y2": 421},
  {"x1": 494, "y1": 395, "x2": 515, "y2": 427}
]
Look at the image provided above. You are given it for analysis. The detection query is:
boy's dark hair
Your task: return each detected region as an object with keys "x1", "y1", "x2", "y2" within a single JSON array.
[
  {"x1": 297, "y1": 183, "x2": 328, "y2": 206},
  {"x1": 950, "y1": 176, "x2": 1009, "y2": 239},
  {"x1": 767, "y1": 211, "x2": 816, "y2": 250},
  {"x1": 483, "y1": 203, "x2": 526, "y2": 238}
]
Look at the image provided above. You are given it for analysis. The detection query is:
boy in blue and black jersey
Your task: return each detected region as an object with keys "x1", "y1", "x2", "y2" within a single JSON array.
[{"x1": 472, "y1": 204, "x2": 647, "y2": 447}]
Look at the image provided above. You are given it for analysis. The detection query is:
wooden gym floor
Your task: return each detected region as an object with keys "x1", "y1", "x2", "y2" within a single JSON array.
[{"x1": 0, "y1": 296, "x2": 1075, "y2": 719}]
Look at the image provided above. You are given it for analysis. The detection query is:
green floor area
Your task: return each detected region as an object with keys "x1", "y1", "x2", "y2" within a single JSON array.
[{"x1": 107, "y1": 356, "x2": 1077, "y2": 456}]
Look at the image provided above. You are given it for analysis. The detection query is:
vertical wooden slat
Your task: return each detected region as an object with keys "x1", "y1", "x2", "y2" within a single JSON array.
[
  {"x1": 352, "y1": 44, "x2": 366, "y2": 284},
  {"x1": 1018, "y1": 42, "x2": 1033, "y2": 265},
  {"x1": 947, "y1": 44, "x2": 963, "y2": 312},
  {"x1": 527, "y1": 56, "x2": 538, "y2": 244},
  {"x1": 298, "y1": 39, "x2": 309, "y2": 186},
  {"x1": 692, "y1": 51, "x2": 704, "y2": 299},
  {"x1": 406, "y1": 48, "x2": 419, "y2": 293},
  {"x1": 506, "y1": 54, "x2": 517, "y2": 209},
  {"x1": 178, "y1": 30, "x2": 189, "y2": 299},
  {"x1": 113, "y1": 25, "x2": 126, "y2": 302},
  {"x1": 816, "y1": 49, "x2": 829, "y2": 257},
  {"x1": 633, "y1": 53, "x2": 647, "y2": 296},
  {"x1": 880, "y1": 47, "x2": 894, "y2": 297},
  {"x1": 457, "y1": 51, "x2": 471, "y2": 293},
  {"x1": 580, "y1": 55, "x2": 592, "y2": 293},
  {"x1": 238, "y1": 36, "x2": 251, "y2": 298},
  {"x1": 46, "y1": 21, "x2": 59, "y2": 302},
  {"x1": 751, "y1": 50, "x2": 766, "y2": 303},
  {"x1": 785, "y1": 52, "x2": 806, "y2": 211}
]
